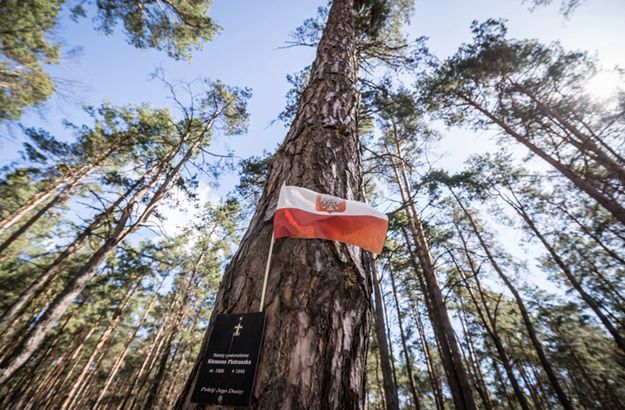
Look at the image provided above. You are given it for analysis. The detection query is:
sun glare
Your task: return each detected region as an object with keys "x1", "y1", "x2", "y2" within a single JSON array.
[{"x1": 585, "y1": 70, "x2": 623, "y2": 100}]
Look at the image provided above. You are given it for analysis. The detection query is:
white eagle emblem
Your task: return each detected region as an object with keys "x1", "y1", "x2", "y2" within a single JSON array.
[{"x1": 316, "y1": 194, "x2": 346, "y2": 213}]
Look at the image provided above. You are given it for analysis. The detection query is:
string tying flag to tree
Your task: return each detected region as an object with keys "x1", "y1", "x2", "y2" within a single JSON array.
[{"x1": 273, "y1": 184, "x2": 388, "y2": 254}]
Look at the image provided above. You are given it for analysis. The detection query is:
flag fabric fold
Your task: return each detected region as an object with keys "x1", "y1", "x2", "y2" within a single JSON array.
[{"x1": 273, "y1": 185, "x2": 388, "y2": 254}]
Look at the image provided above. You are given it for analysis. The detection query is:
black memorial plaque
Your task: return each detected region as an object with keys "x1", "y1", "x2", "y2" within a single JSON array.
[{"x1": 191, "y1": 312, "x2": 266, "y2": 406}]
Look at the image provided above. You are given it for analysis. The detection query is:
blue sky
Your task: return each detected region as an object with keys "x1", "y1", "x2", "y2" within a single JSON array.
[{"x1": 1, "y1": 0, "x2": 624, "y2": 238}]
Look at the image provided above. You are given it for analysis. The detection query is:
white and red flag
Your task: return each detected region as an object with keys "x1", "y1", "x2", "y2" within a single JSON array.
[{"x1": 273, "y1": 185, "x2": 388, "y2": 254}]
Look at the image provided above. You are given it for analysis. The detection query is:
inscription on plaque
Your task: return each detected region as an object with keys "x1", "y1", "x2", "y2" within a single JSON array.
[{"x1": 191, "y1": 312, "x2": 266, "y2": 406}]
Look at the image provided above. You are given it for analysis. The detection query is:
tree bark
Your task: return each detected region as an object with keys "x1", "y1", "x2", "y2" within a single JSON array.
[{"x1": 176, "y1": 1, "x2": 372, "y2": 408}]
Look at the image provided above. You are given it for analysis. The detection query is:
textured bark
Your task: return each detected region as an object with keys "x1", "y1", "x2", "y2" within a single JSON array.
[
  {"x1": 371, "y1": 263, "x2": 399, "y2": 410},
  {"x1": 176, "y1": 1, "x2": 372, "y2": 408}
]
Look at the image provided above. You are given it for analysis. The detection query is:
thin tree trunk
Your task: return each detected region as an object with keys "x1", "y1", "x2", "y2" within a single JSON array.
[
  {"x1": 176, "y1": 0, "x2": 372, "y2": 407},
  {"x1": 451, "y1": 190, "x2": 575, "y2": 410},
  {"x1": 491, "y1": 358, "x2": 516, "y2": 409},
  {"x1": 398, "y1": 227, "x2": 446, "y2": 410},
  {"x1": 371, "y1": 262, "x2": 400, "y2": 410},
  {"x1": 0, "y1": 120, "x2": 213, "y2": 384},
  {"x1": 503, "y1": 189, "x2": 625, "y2": 352},
  {"x1": 91, "y1": 277, "x2": 166, "y2": 409},
  {"x1": 458, "y1": 92, "x2": 625, "y2": 225},
  {"x1": 382, "y1": 285, "x2": 399, "y2": 393},
  {"x1": 0, "y1": 156, "x2": 168, "y2": 336},
  {"x1": 0, "y1": 172, "x2": 85, "y2": 257},
  {"x1": 142, "y1": 253, "x2": 207, "y2": 410},
  {"x1": 449, "y1": 246, "x2": 530, "y2": 410},
  {"x1": 371, "y1": 335, "x2": 387, "y2": 410},
  {"x1": 388, "y1": 142, "x2": 476, "y2": 410},
  {"x1": 550, "y1": 314, "x2": 623, "y2": 409},
  {"x1": 510, "y1": 82, "x2": 625, "y2": 184},
  {"x1": 0, "y1": 134, "x2": 130, "y2": 236},
  {"x1": 122, "y1": 250, "x2": 207, "y2": 410},
  {"x1": 516, "y1": 363, "x2": 545, "y2": 410},
  {"x1": 456, "y1": 293, "x2": 493, "y2": 410},
  {"x1": 142, "y1": 321, "x2": 177, "y2": 410},
  {"x1": 387, "y1": 263, "x2": 420, "y2": 409},
  {"x1": 554, "y1": 202, "x2": 625, "y2": 266},
  {"x1": 61, "y1": 280, "x2": 140, "y2": 409}
]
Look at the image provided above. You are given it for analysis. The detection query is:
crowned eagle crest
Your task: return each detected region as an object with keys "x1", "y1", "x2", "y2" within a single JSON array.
[{"x1": 316, "y1": 194, "x2": 346, "y2": 213}]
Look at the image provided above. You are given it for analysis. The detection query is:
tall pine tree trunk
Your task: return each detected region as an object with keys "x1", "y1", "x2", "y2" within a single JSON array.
[
  {"x1": 371, "y1": 262, "x2": 400, "y2": 410},
  {"x1": 387, "y1": 263, "x2": 421, "y2": 409},
  {"x1": 176, "y1": 0, "x2": 372, "y2": 407},
  {"x1": 388, "y1": 140, "x2": 476, "y2": 409}
]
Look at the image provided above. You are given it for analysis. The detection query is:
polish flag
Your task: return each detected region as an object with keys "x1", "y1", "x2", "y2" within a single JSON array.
[{"x1": 273, "y1": 185, "x2": 388, "y2": 254}]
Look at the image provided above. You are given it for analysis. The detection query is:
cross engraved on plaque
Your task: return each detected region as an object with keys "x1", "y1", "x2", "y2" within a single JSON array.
[{"x1": 233, "y1": 317, "x2": 243, "y2": 337}]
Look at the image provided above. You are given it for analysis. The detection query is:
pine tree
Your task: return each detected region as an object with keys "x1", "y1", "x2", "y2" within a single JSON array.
[{"x1": 176, "y1": 0, "x2": 402, "y2": 407}]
